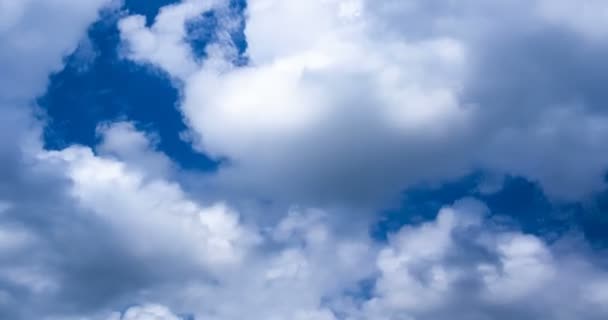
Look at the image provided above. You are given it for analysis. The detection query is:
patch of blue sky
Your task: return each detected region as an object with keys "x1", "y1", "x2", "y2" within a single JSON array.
[
  {"x1": 39, "y1": 1, "x2": 218, "y2": 171},
  {"x1": 185, "y1": 0, "x2": 248, "y2": 64},
  {"x1": 372, "y1": 174, "x2": 608, "y2": 248},
  {"x1": 124, "y1": 0, "x2": 181, "y2": 26}
]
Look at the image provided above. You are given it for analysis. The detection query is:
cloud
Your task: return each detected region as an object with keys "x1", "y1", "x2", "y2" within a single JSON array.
[
  {"x1": 119, "y1": 0, "x2": 608, "y2": 206},
  {"x1": 41, "y1": 144, "x2": 259, "y2": 271},
  {"x1": 96, "y1": 121, "x2": 174, "y2": 178},
  {"x1": 94, "y1": 199, "x2": 608, "y2": 320},
  {"x1": 0, "y1": 119, "x2": 259, "y2": 318},
  {"x1": 118, "y1": 0, "x2": 226, "y2": 80},
  {"x1": 2, "y1": 0, "x2": 608, "y2": 319},
  {"x1": 353, "y1": 200, "x2": 608, "y2": 320},
  {"x1": 1, "y1": 116, "x2": 607, "y2": 320},
  {"x1": 0, "y1": 1, "x2": 113, "y2": 317}
]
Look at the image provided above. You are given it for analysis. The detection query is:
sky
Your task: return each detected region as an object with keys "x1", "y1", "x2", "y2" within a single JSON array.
[{"x1": 1, "y1": 0, "x2": 608, "y2": 319}]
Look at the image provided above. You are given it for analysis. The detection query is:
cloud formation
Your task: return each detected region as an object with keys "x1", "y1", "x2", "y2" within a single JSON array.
[
  {"x1": 103, "y1": 199, "x2": 608, "y2": 320},
  {"x1": 121, "y1": 0, "x2": 608, "y2": 205},
  {"x1": 1, "y1": 0, "x2": 608, "y2": 319}
]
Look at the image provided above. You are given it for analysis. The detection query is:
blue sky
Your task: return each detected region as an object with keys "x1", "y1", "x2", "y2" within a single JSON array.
[
  {"x1": 40, "y1": 0, "x2": 216, "y2": 170},
  {"x1": 2, "y1": 0, "x2": 608, "y2": 319}
]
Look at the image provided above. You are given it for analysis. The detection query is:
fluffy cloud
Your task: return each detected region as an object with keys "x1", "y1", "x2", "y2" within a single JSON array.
[
  {"x1": 41, "y1": 142, "x2": 259, "y2": 271},
  {"x1": 2, "y1": 122, "x2": 608, "y2": 320},
  {"x1": 100, "y1": 199, "x2": 608, "y2": 320},
  {"x1": 118, "y1": 0, "x2": 227, "y2": 80},
  {"x1": 120, "y1": 0, "x2": 608, "y2": 206},
  {"x1": 2, "y1": 0, "x2": 608, "y2": 319},
  {"x1": 358, "y1": 200, "x2": 599, "y2": 320},
  {"x1": 96, "y1": 122, "x2": 174, "y2": 178},
  {"x1": 0, "y1": 119, "x2": 253, "y2": 319}
]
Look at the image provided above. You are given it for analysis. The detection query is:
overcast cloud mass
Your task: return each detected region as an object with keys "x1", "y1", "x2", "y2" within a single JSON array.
[{"x1": 1, "y1": 0, "x2": 608, "y2": 319}]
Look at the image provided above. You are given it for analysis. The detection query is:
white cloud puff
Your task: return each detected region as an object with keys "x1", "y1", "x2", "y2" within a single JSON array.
[
  {"x1": 40, "y1": 142, "x2": 259, "y2": 270},
  {"x1": 119, "y1": 0, "x2": 608, "y2": 206}
]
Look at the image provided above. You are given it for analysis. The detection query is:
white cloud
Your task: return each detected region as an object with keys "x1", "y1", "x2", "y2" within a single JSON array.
[
  {"x1": 96, "y1": 122, "x2": 174, "y2": 178},
  {"x1": 119, "y1": 0, "x2": 608, "y2": 205},
  {"x1": 93, "y1": 199, "x2": 608, "y2": 320},
  {"x1": 39, "y1": 145, "x2": 259, "y2": 271},
  {"x1": 118, "y1": 0, "x2": 228, "y2": 80},
  {"x1": 359, "y1": 200, "x2": 608, "y2": 320},
  {"x1": 165, "y1": 207, "x2": 375, "y2": 320}
]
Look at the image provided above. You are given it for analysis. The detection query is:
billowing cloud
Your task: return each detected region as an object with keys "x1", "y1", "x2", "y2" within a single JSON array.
[
  {"x1": 359, "y1": 200, "x2": 607, "y2": 320},
  {"x1": 1, "y1": 0, "x2": 608, "y2": 319},
  {"x1": 41, "y1": 143, "x2": 259, "y2": 271},
  {"x1": 120, "y1": 0, "x2": 608, "y2": 205},
  {"x1": 100, "y1": 199, "x2": 608, "y2": 320}
]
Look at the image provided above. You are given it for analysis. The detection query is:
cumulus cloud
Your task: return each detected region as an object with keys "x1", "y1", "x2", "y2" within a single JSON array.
[
  {"x1": 2, "y1": 121, "x2": 608, "y2": 320},
  {"x1": 0, "y1": 117, "x2": 257, "y2": 319},
  {"x1": 2, "y1": 0, "x2": 608, "y2": 319},
  {"x1": 96, "y1": 122, "x2": 174, "y2": 178},
  {"x1": 97, "y1": 200, "x2": 608, "y2": 320},
  {"x1": 41, "y1": 144, "x2": 259, "y2": 271},
  {"x1": 359, "y1": 200, "x2": 591, "y2": 320},
  {"x1": 118, "y1": 0, "x2": 228, "y2": 80},
  {"x1": 120, "y1": 0, "x2": 608, "y2": 205}
]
